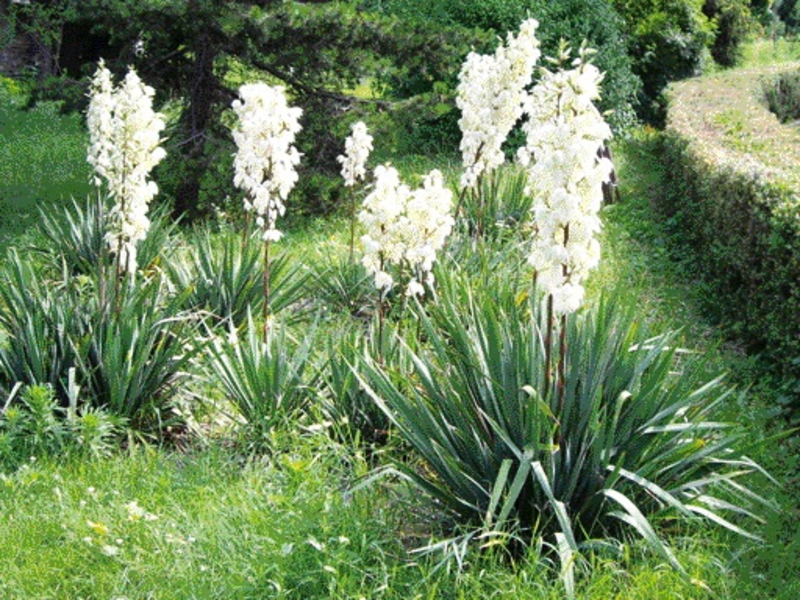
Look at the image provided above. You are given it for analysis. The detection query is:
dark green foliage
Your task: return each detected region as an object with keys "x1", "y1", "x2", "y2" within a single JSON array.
[
  {"x1": 457, "y1": 166, "x2": 533, "y2": 240},
  {"x1": 0, "y1": 249, "x2": 90, "y2": 402},
  {"x1": 658, "y1": 133, "x2": 800, "y2": 405},
  {"x1": 703, "y1": 0, "x2": 754, "y2": 67},
  {"x1": 166, "y1": 226, "x2": 310, "y2": 328},
  {"x1": 34, "y1": 195, "x2": 178, "y2": 277},
  {"x1": 319, "y1": 325, "x2": 396, "y2": 446},
  {"x1": 364, "y1": 0, "x2": 642, "y2": 133},
  {"x1": 764, "y1": 69, "x2": 800, "y2": 122},
  {"x1": 775, "y1": 0, "x2": 800, "y2": 31},
  {"x1": 310, "y1": 257, "x2": 374, "y2": 319},
  {"x1": 205, "y1": 317, "x2": 318, "y2": 445},
  {"x1": 614, "y1": 0, "x2": 715, "y2": 123},
  {"x1": 78, "y1": 277, "x2": 199, "y2": 430},
  {"x1": 0, "y1": 247, "x2": 201, "y2": 434},
  {"x1": 358, "y1": 285, "x2": 772, "y2": 562}
]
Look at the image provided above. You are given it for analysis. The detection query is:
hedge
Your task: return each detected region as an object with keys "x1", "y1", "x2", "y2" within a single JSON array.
[{"x1": 660, "y1": 65, "x2": 800, "y2": 397}]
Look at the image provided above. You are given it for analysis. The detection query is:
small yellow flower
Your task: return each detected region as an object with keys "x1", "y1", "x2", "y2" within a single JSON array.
[{"x1": 87, "y1": 520, "x2": 109, "y2": 536}]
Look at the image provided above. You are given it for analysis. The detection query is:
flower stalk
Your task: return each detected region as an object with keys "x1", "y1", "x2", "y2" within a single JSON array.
[
  {"x1": 231, "y1": 83, "x2": 302, "y2": 338},
  {"x1": 337, "y1": 121, "x2": 373, "y2": 263},
  {"x1": 519, "y1": 44, "x2": 614, "y2": 406},
  {"x1": 86, "y1": 60, "x2": 166, "y2": 285}
]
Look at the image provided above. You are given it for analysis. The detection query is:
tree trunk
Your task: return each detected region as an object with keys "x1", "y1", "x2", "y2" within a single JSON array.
[{"x1": 173, "y1": 25, "x2": 217, "y2": 218}]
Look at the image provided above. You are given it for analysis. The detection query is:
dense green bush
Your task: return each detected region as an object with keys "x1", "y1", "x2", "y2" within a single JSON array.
[
  {"x1": 359, "y1": 282, "x2": 772, "y2": 570},
  {"x1": 764, "y1": 69, "x2": 800, "y2": 122},
  {"x1": 0, "y1": 248, "x2": 201, "y2": 434},
  {"x1": 775, "y1": 0, "x2": 800, "y2": 31},
  {"x1": 204, "y1": 317, "x2": 319, "y2": 446},
  {"x1": 614, "y1": 0, "x2": 715, "y2": 122},
  {"x1": 661, "y1": 67, "x2": 800, "y2": 405},
  {"x1": 659, "y1": 133, "x2": 800, "y2": 385},
  {"x1": 363, "y1": 0, "x2": 641, "y2": 133},
  {"x1": 703, "y1": 0, "x2": 754, "y2": 67}
]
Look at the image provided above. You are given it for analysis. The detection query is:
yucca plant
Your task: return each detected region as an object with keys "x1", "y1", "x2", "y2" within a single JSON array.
[
  {"x1": 77, "y1": 275, "x2": 200, "y2": 432},
  {"x1": 457, "y1": 167, "x2": 532, "y2": 240},
  {"x1": 34, "y1": 195, "x2": 178, "y2": 277},
  {"x1": 168, "y1": 226, "x2": 309, "y2": 327},
  {"x1": 357, "y1": 287, "x2": 774, "y2": 575},
  {"x1": 0, "y1": 248, "x2": 200, "y2": 434},
  {"x1": 319, "y1": 320, "x2": 412, "y2": 446},
  {"x1": 205, "y1": 315, "x2": 318, "y2": 445},
  {"x1": 310, "y1": 256, "x2": 374, "y2": 319},
  {"x1": 0, "y1": 249, "x2": 91, "y2": 402}
]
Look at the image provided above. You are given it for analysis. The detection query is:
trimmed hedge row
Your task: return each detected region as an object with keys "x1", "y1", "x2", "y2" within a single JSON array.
[{"x1": 660, "y1": 66, "x2": 800, "y2": 394}]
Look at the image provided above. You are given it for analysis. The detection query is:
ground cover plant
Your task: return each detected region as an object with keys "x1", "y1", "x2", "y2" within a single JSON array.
[{"x1": 0, "y1": 18, "x2": 799, "y2": 600}]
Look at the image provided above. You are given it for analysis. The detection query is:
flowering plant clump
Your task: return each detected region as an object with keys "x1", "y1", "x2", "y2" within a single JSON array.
[
  {"x1": 338, "y1": 121, "x2": 374, "y2": 262},
  {"x1": 518, "y1": 48, "x2": 613, "y2": 315},
  {"x1": 87, "y1": 60, "x2": 167, "y2": 275},
  {"x1": 456, "y1": 18, "x2": 540, "y2": 190},
  {"x1": 232, "y1": 83, "x2": 303, "y2": 243},
  {"x1": 358, "y1": 165, "x2": 454, "y2": 297},
  {"x1": 337, "y1": 121, "x2": 373, "y2": 188}
]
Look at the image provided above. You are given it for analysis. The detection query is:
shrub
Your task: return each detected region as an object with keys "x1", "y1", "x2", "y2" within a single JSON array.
[
  {"x1": 167, "y1": 226, "x2": 309, "y2": 328},
  {"x1": 662, "y1": 66, "x2": 800, "y2": 409},
  {"x1": 764, "y1": 69, "x2": 800, "y2": 123},
  {"x1": 0, "y1": 248, "x2": 201, "y2": 434},
  {"x1": 318, "y1": 325, "x2": 396, "y2": 446},
  {"x1": 703, "y1": 0, "x2": 754, "y2": 67},
  {"x1": 310, "y1": 257, "x2": 374, "y2": 319},
  {"x1": 34, "y1": 195, "x2": 178, "y2": 278},
  {"x1": 204, "y1": 316, "x2": 319, "y2": 445},
  {"x1": 77, "y1": 276, "x2": 200, "y2": 431},
  {"x1": 358, "y1": 288, "x2": 773, "y2": 573},
  {"x1": 614, "y1": 0, "x2": 715, "y2": 123},
  {"x1": 363, "y1": 0, "x2": 641, "y2": 135},
  {"x1": 0, "y1": 249, "x2": 90, "y2": 402}
]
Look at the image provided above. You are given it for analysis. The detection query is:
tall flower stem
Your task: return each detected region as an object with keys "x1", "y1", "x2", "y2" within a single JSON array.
[
  {"x1": 475, "y1": 173, "x2": 485, "y2": 238},
  {"x1": 348, "y1": 188, "x2": 357, "y2": 264},
  {"x1": 544, "y1": 293, "x2": 554, "y2": 402},
  {"x1": 97, "y1": 190, "x2": 108, "y2": 313},
  {"x1": 558, "y1": 314, "x2": 567, "y2": 413},
  {"x1": 375, "y1": 253, "x2": 388, "y2": 365},
  {"x1": 263, "y1": 238, "x2": 271, "y2": 341},
  {"x1": 241, "y1": 211, "x2": 251, "y2": 252}
]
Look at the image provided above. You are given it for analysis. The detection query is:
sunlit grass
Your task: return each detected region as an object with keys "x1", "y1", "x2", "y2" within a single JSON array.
[
  {"x1": 0, "y1": 87, "x2": 91, "y2": 246},
  {"x1": 741, "y1": 37, "x2": 800, "y2": 68}
]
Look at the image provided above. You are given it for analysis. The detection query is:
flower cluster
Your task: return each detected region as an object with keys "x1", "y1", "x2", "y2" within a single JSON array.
[
  {"x1": 232, "y1": 83, "x2": 303, "y2": 243},
  {"x1": 456, "y1": 18, "x2": 540, "y2": 189},
  {"x1": 337, "y1": 121, "x2": 373, "y2": 187},
  {"x1": 359, "y1": 166, "x2": 454, "y2": 297},
  {"x1": 87, "y1": 61, "x2": 166, "y2": 274},
  {"x1": 517, "y1": 51, "x2": 613, "y2": 315}
]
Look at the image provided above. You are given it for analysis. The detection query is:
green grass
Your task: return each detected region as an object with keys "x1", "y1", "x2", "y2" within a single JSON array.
[
  {"x1": 0, "y1": 436, "x2": 748, "y2": 599},
  {"x1": 0, "y1": 84, "x2": 91, "y2": 247},
  {"x1": 741, "y1": 37, "x2": 800, "y2": 68}
]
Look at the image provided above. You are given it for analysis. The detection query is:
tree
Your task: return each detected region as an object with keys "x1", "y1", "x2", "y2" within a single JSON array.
[
  {"x1": 703, "y1": 0, "x2": 754, "y2": 67},
  {"x1": 6, "y1": 0, "x2": 477, "y2": 218}
]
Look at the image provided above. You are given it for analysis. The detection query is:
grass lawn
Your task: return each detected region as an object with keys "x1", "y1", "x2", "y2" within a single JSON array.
[{"x1": 0, "y1": 83, "x2": 91, "y2": 247}]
